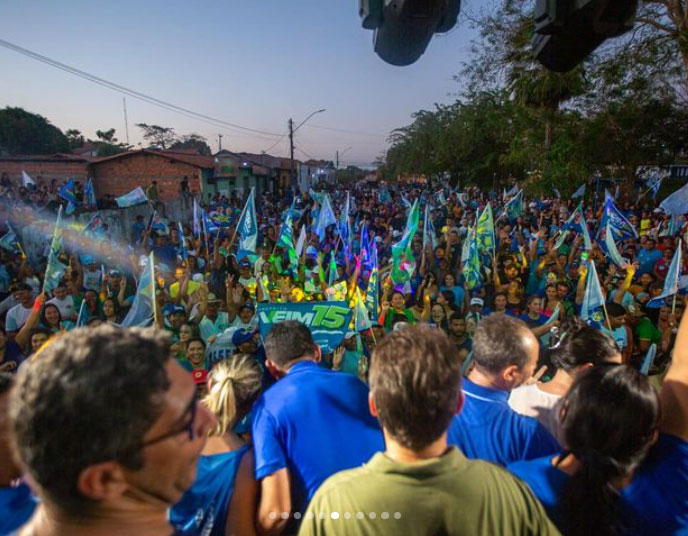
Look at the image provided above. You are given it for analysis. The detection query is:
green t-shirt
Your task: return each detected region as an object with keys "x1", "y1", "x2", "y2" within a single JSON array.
[
  {"x1": 300, "y1": 447, "x2": 560, "y2": 536},
  {"x1": 635, "y1": 317, "x2": 662, "y2": 344}
]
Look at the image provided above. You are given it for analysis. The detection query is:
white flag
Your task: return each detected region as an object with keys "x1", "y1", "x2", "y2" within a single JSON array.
[{"x1": 21, "y1": 170, "x2": 36, "y2": 187}]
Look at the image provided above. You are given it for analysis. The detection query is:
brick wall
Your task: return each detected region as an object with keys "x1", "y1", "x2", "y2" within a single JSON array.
[
  {"x1": 89, "y1": 153, "x2": 204, "y2": 201},
  {"x1": 0, "y1": 159, "x2": 89, "y2": 187}
]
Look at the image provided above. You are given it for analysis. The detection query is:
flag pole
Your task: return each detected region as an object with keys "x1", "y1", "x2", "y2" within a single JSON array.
[
  {"x1": 601, "y1": 301, "x2": 613, "y2": 333},
  {"x1": 228, "y1": 188, "x2": 252, "y2": 251},
  {"x1": 150, "y1": 252, "x2": 158, "y2": 326}
]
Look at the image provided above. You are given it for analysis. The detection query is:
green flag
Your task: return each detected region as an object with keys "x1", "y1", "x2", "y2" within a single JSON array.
[
  {"x1": 391, "y1": 200, "x2": 420, "y2": 284},
  {"x1": 476, "y1": 203, "x2": 495, "y2": 253}
]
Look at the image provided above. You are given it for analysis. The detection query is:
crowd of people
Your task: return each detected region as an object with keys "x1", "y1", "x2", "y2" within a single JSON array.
[{"x1": 0, "y1": 173, "x2": 687, "y2": 535}]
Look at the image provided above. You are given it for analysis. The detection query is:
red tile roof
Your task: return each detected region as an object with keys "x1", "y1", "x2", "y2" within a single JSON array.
[{"x1": 89, "y1": 149, "x2": 214, "y2": 168}]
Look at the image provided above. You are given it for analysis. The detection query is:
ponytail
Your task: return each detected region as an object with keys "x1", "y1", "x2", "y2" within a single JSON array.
[{"x1": 203, "y1": 354, "x2": 263, "y2": 436}]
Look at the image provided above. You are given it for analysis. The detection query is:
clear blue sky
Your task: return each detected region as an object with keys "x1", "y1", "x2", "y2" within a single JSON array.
[{"x1": 1, "y1": 0, "x2": 477, "y2": 166}]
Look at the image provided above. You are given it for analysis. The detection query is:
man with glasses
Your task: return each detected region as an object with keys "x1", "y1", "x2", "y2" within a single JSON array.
[{"x1": 9, "y1": 325, "x2": 215, "y2": 536}]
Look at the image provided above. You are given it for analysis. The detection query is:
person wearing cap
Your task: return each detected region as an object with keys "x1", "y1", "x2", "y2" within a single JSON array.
[
  {"x1": 447, "y1": 314, "x2": 560, "y2": 467},
  {"x1": 332, "y1": 332, "x2": 365, "y2": 378},
  {"x1": 164, "y1": 304, "x2": 188, "y2": 342},
  {"x1": 238, "y1": 260, "x2": 257, "y2": 300},
  {"x1": 198, "y1": 292, "x2": 230, "y2": 344},
  {"x1": 81, "y1": 260, "x2": 103, "y2": 292}
]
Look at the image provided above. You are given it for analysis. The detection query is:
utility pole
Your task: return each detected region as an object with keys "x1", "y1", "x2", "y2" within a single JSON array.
[
  {"x1": 336, "y1": 150, "x2": 339, "y2": 171},
  {"x1": 289, "y1": 118, "x2": 295, "y2": 190},
  {"x1": 122, "y1": 97, "x2": 130, "y2": 146},
  {"x1": 218, "y1": 134, "x2": 223, "y2": 152}
]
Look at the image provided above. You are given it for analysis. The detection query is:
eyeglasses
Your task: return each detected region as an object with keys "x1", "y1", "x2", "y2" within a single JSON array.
[{"x1": 140, "y1": 392, "x2": 199, "y2": 448}]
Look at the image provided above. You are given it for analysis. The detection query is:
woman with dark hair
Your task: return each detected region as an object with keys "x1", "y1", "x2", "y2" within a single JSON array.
[
  {"x1": 509, "y1": 317, "x2": 621, "y2": 441},
  {"x1": 100, "y1": 297, "x2": 120, "y2": 324},
  {"x1": 39, "y1": 303, "x2": 74, "y2": 333},
  {"x1": 508, "y1": 364, "x2": 660, "y2": 535}
]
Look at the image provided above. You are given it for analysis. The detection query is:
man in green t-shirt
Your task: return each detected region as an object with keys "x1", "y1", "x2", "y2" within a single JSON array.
[
  {"x1": 626, "y1": 303, "x2": 663, "y2": 356},
  {"x1": 300, "y1": 325, "x2": 560, "y2": 536}
]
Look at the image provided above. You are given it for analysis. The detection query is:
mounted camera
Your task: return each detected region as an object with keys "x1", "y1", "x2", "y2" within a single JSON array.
[{"x1": 360, "y1": 0, "x2": 461, "y2": 66}]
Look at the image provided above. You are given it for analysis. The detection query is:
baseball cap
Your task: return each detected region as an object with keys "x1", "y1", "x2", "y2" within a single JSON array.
[
  {"x1": 207, "y1": 293, "x2": 222, "y2": 303},
  {"x1": 108, "y1": 269, "x2": 122, "y2": 277},
  {"x1": 344, "y1": 331, "x2": 356, "y2": 340},
  {"x1": 164, "y1": 304, "x2": 186, "y2": 317},
  {"x1": 10, "y1": 282, "x2": 32, "y2": 293},
  {"x1": 231, "y1": 328, "x2": 254, "y2": 347},
  {"x1": 191, "y1": 369, "x2": 208, "y2": 385},
  {"x1": 240, "y1": 259, "x2": 251, "y2": 268},
  {"x1": 470, "y1": 297, "x2": 484, "y2": 307}
]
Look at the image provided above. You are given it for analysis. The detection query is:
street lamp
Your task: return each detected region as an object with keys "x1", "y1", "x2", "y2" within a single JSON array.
[{"x1": 289, "y1": 108, "x2": 326, "y2": 191}]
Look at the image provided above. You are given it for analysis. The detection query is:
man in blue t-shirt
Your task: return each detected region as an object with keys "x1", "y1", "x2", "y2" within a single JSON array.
[
  {"x1": 636, "y1": 238, "x2": 662, "y2": 276},
  {"x1": 447, "y1": 314, "x2": 560, "y2": 467},
  {"x1": 252, "y1": 321, "x2": 384, "y2": 534}
]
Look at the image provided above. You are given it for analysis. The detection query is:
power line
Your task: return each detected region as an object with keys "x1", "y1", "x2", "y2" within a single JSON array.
[
  {"x1": 295, "y1": 145, "x2": 317, "y2": 160},
  {"x1": 304, "y1": 123, "x2": 387, "y2": 138},
  {"x1": 0, "y1": 38, "x2": 284, "y2": 139},
  {"x1": 262, "y1": 131, "x2": 289, "y2": 154}
]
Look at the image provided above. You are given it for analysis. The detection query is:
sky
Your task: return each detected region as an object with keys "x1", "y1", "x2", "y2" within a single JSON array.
[{"x1": 1, "y1": 0, "x2": 478, "y2": 167}]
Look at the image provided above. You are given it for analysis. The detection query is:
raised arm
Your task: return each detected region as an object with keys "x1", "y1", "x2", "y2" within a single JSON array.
[{"x1": 660, "y1": 296, "x2": 688, "y2": 441}]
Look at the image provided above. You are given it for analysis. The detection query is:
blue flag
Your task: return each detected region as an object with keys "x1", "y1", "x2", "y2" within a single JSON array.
[
  {"x1": 581, "y1": 260, "x2": 605, "y2": 322},
  {"x1": 277, "y1": 200, "x2": 296, "y2": 249},
  {"x1": 236, "y1": 187, "x2": 257, "y2": 260},
  {"x1": 193, "y1": 199, "x2": 201, "y2": 237},
  {"x1": 660, "y1": 182, "x2": 688, "y2": 216},
  {"x1": 366, "y1": 244, "x2": 379, "y2": 319},
  {"x1": 650, "y1": 177, "x2": 663, "y2": 199},
  {"x1": 120, "y1": 252, "x2": 156, "y2": 327},
  {"x1": 116, "y1": 187, "x2": 148, "y2": 208},
  {"x1": 58, "y1": 179, "x2": 77, "y2": 215},
  {"x1": 505, "y1": 190, "x2": 523, "y2": 220},
  {"x1": 43, "y1": 206, "x2": 67, "y2": 294},
  {"x1": 571, "y1": 184, "x2": 586, "y2": 198},
  {"x1": 339, "y1": 192, "x2": 351, "y2": 243},
  {"x1": 648, "y1": 239, "x2": 682, "y2": 307},
  {"x1": 177, "y1": 222, "x2": 188, "y2": 261},
  {"x1": 640, "y1": 344, "x2": 658, "y2": 376},
  {"x1": 604, "y1": 222, "x2": 627, "y2": 268},
  {"x1": 422, "y1": 202, "x2": 437, "y2": 251},
  {"x1": 0, "y1": 223, "x2": 20, "y2": 254},
  {"x1": 599, "y1": 196, "x2": 638, "y2": 240},
  {"x1": 83, "y1": 178, "x2": 97, "y2": 207},
  {"x1": 314, "y1": 193, "x2": 337, "y2": 241}
]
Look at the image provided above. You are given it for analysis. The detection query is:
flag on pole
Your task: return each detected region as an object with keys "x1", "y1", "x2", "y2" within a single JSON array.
[
  {"x1": 580, "y1": 261, "x2": 605, "y2": 322},
  {"x1": 120, "y1": 253, "x2": 156, "y2": 327},
  {"x1": 328, "y1": 252, "x2": 338, "y2": 286},
  {"x1": 43, "y1": 206, "x2": 67, "y2": 294},
  {"x1": 278, "y1": 200, "x2": 296, "y2": 249},
  {"x1": 354, "y1": 287, "x2": 373, "y2": 333},
  {"x1": 83, "y1": 213, "x2": 105, "y2": 236},
  {"x1": 177, "y1": 222, "x2": 188, "y2": 261},
  {"x1": 505, "y1": 190, "x2": 523, "y2": 220},
  {"x1": 366, "y1": 244, "x2": 379, "y2": 319},
  {"x1": 660, "y1": 182, "x2": 688, "y2": 216},
  {"x1": 614, "y1": 184, "x2": 620, "y2": 200},
  {"x1": 116, "y1": 186, "x2": 148, "y2": 208},
  {"x1": 571, "y1": 184, "x2": 586, "y2": 198},
  {"x1": 640, "y1": 344, "x2": 658, "y2": 376},
  {"x1": 650, "y1": 177, "x2": 663, "y2": 199},
  {"x1": 314, "y1": 193, "x2": 337, "y2": 241},
  {"x1": 462, "y1": 229, "x2": 482, "y2": 290},
  {"x1": 599, "y1": 196, "x2": 638, "y2": 240},
  {"x1": 553, "y1": 230, "x2": 569, "y2": 251},
  {"x1": 0, "y1": 222, "x2": 21, "y2": 254},
  {"x1": 193, "y1": 199, "x2": 201, "y2": 237},
  {"x1": 505, "y1": 184, "x2": 519, "y2": 198},
  {"x1": 604, "y1": 222, "x2": 627, "y2": 268},
  {"x1": 476, "y1": 203, "x2": 495, "y2": 253},
  {"x1": 295, "y1": 225, "x2": 307, "y2": 257},
  {"x1": 58, "y1": 179, "x2": 78, "y2": 215},
  {"x1": 422, "y1": 202, "x2": 437, "y2": 251},
  {"x1": 648, "y1": 240, "x2": 682, "y2": 307},
  {"x1": 391, "y1": 200, "x2": 420, "y2": 283},
  {"x1": 553, "y1": 187, "x2": 562, "y2": 199},
  {"x1": 83, "y1": 178, "x2": 97, "y2": 207},
  {"x1": 339, "y1": 193, "x2": 350, "y2": 242},
  {"x1": 21, "y1": 170, "x2": 36, "y2": 188},
  {"x1": 236, "y1": 187, "x2": 258, "y2": 261}
]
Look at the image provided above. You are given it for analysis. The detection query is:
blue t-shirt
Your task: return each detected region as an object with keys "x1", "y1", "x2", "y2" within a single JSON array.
[
  {"x1": 0, "y1": 483, "x2": 37, "y2": 535},
  {"x1": 252, "y1": 361, "x2": 384, "y2": 515},
  {"x1": 637, "y1": 248, "x2": 662, "y2": 275},
  {"x1": 440, "y1": 285, "x2": 465, "y2": 308},
  {"x1": 169, "y1": 446, "x2": 248, "y2": 536},
  {"x1": 621, "y1": 433, "x2": 688, "y2": 535},
  {"x1": 447, "y1": 379, "x2": 560, "y2": 467},
  {"x1": 508, "y1": 455, "x2": 567, "y2": 531},
  {"x1": 1, "y1": 340, "x2": 25, "y2": 374}
]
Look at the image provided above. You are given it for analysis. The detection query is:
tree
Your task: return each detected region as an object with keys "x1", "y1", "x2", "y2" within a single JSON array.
[
  {"x1": 135, "y1": 123, "x2": 178, "y2": 149},
  {"x1": 65, "y1": 129, "x2": 84, "y2": 149},
  {"x1": 96, "y1": 128, "x2": 117, "y2": 143},
  {"x1": 169, "y1": 133, "x2": 211, "y2": 155},
  {"x1": 0, "y1": 107, "x2": 69, "y2": 155}
]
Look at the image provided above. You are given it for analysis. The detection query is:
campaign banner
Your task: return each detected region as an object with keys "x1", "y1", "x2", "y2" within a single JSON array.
[{"x1": 257, "y1": 301, "x2": 352, "y2": 354}]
